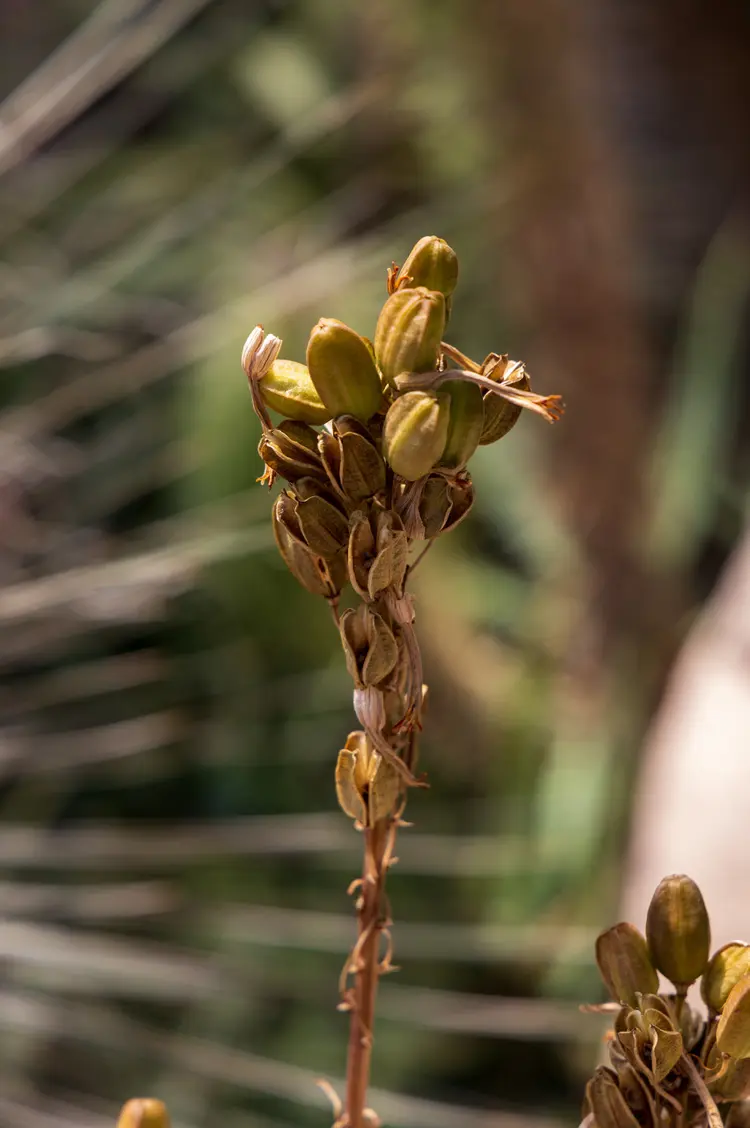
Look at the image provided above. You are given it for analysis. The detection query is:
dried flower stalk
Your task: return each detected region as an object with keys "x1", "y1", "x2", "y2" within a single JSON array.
[{"x1": 239, "y1": 237, "x2": 562, "y2": 1128}]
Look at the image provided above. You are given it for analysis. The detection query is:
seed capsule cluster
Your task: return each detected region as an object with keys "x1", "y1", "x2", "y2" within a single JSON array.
[
  {"x1": 241, "y1": 236, "x2": 562, "y2": 821},
  {"x1": 586, "y1": 874, "x2": 750, "y2": 1128}
]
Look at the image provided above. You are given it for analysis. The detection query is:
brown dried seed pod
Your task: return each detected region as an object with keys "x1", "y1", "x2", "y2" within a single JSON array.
[
  {"x1": 335, "y1": 730, "x2": 402, "y2": 827},
  {"x1": 596, "y1": 922, "x2": 659, "y2": 1006},
  {"x1": 257, "y1": 422, "x2": 324, "y2": 484},
  {"x1": 294, "y1": 492, "x2": 349, "y2": 558},
  {"x1": 479, "y1": 356, "x2": 530, "y2": 445},
  {"x1": 584, "y1": 1067, "x2": 640, "y2": 1128},
  {"x1": 272, "y1": 495, "x2": 346, "y2": 599},
  {"x1": 348, "y1": 509, "x2": 408, "y2": 601},
  {"x1": 317, "y1": 415, "x2": 386, "y2": 503},
  {"x1": 340, "y1": 604, "x2": 399, "y2": 689}
]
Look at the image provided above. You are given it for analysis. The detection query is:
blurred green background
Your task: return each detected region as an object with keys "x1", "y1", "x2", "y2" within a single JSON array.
[{"x1": 0, "y1": 1, "x2": 749, "y2": 1125}]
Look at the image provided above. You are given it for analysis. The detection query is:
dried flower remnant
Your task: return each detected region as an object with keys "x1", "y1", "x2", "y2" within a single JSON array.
[{"x1": 241, "y1": 235, "x2": 563, "y2": 1128}]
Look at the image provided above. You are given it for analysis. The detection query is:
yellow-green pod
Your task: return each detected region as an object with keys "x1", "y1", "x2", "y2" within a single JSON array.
[
  {"x1": 383, "y1": 390, "x2": 450, "y2": 481},
  {"x1": 438, "y1": 378, "x2": 484, "y2": 469},
  {"x1": 374, "y1": 287, "x2": 445, "y2": 386},
  {"x1": 258, "y1": 358, "x2": 331, "y2": 425},
  {"x1": 703, "y1": 944, "x2": 750, "y2": 1014},
  {"x1": 306, "y1": 318, "x2": 383, "y2": 422},
  {"x1": 396, "y1": 236, "x2": 458, "y2": 298}
]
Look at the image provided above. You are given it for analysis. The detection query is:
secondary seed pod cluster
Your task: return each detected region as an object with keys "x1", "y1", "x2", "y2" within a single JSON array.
[
  {"x1": 585, "y1": 874, "x2": 750, "y2": 1128},
  {"x1": 116, "y1": 1099, "x2": 170, "y2": 1128},
  {"x1": 241, "y1": 236, "x2": 562, "y2": 823}
]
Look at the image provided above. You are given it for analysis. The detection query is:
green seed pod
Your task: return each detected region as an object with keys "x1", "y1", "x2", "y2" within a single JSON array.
[
  {"x1": 726, "y1": 1100, "x2": 750, "y2": 1125},
  {"x1": 272, "y1": 495, "x2": 346, "y2": 599},
  {"x1": 339, "y1": 604, "x2": 398, "y2": 689},
  {"x1": 117, "y1": 1100, "x2": 171, "y2": 1128},
  {"x1": 596, "y1": 922, "x2": 659, "y2": 1006},
  {"x1": 374, "y1": 287, "x2": 446, "y2": 386},
  {"x1": 703, "y1": 945, "x2": 750, "y2": 1014},
  {"x1": 306, "y1": 319, "x2": 384, "y2": 422},
  {"x1": 438, "y1": 379, "x2": 484, "y2": 469},
  {"x1": 383, "y1": 390, "x2": 450, "y2": 481},
  {"x1": 718, "y1": 978, "x2": 750, "y2": 1060},
  {"x1": 584, "y1": 1067, "x2": 640, "y2": 1128},
  {"x1": 646, "y1": 874, "x2": 711, "y2": 988},
  {"x1": 395, "y1": 236, "x2": 458, "y2": 299},
  {"x1": 479, "y1": 357, "x2": 530, "y2": 445},
  {"x1": 258, "y1": 358, "x2": 331, "y2": 425},
  {"x1": 335, "y1": 730, "x2": 401, "y2": 828}
]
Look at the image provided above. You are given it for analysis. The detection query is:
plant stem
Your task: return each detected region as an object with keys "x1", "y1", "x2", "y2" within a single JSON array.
[
  {"x1": 680, "y1": 1052, "x2": 724, "y2": 1128},
  {"x1": 343, "y1": 819, "x2": 394, "y2": 1128}
]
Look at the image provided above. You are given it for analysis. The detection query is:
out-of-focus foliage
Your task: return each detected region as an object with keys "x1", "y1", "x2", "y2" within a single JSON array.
[{"x1": 0, "y1": 2, "x2": 748, "y2": 1127}]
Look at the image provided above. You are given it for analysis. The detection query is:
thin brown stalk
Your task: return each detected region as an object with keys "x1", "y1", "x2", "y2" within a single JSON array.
[{"x1": 342, "y1": 819, "x2": 395, "y2": 1128}]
